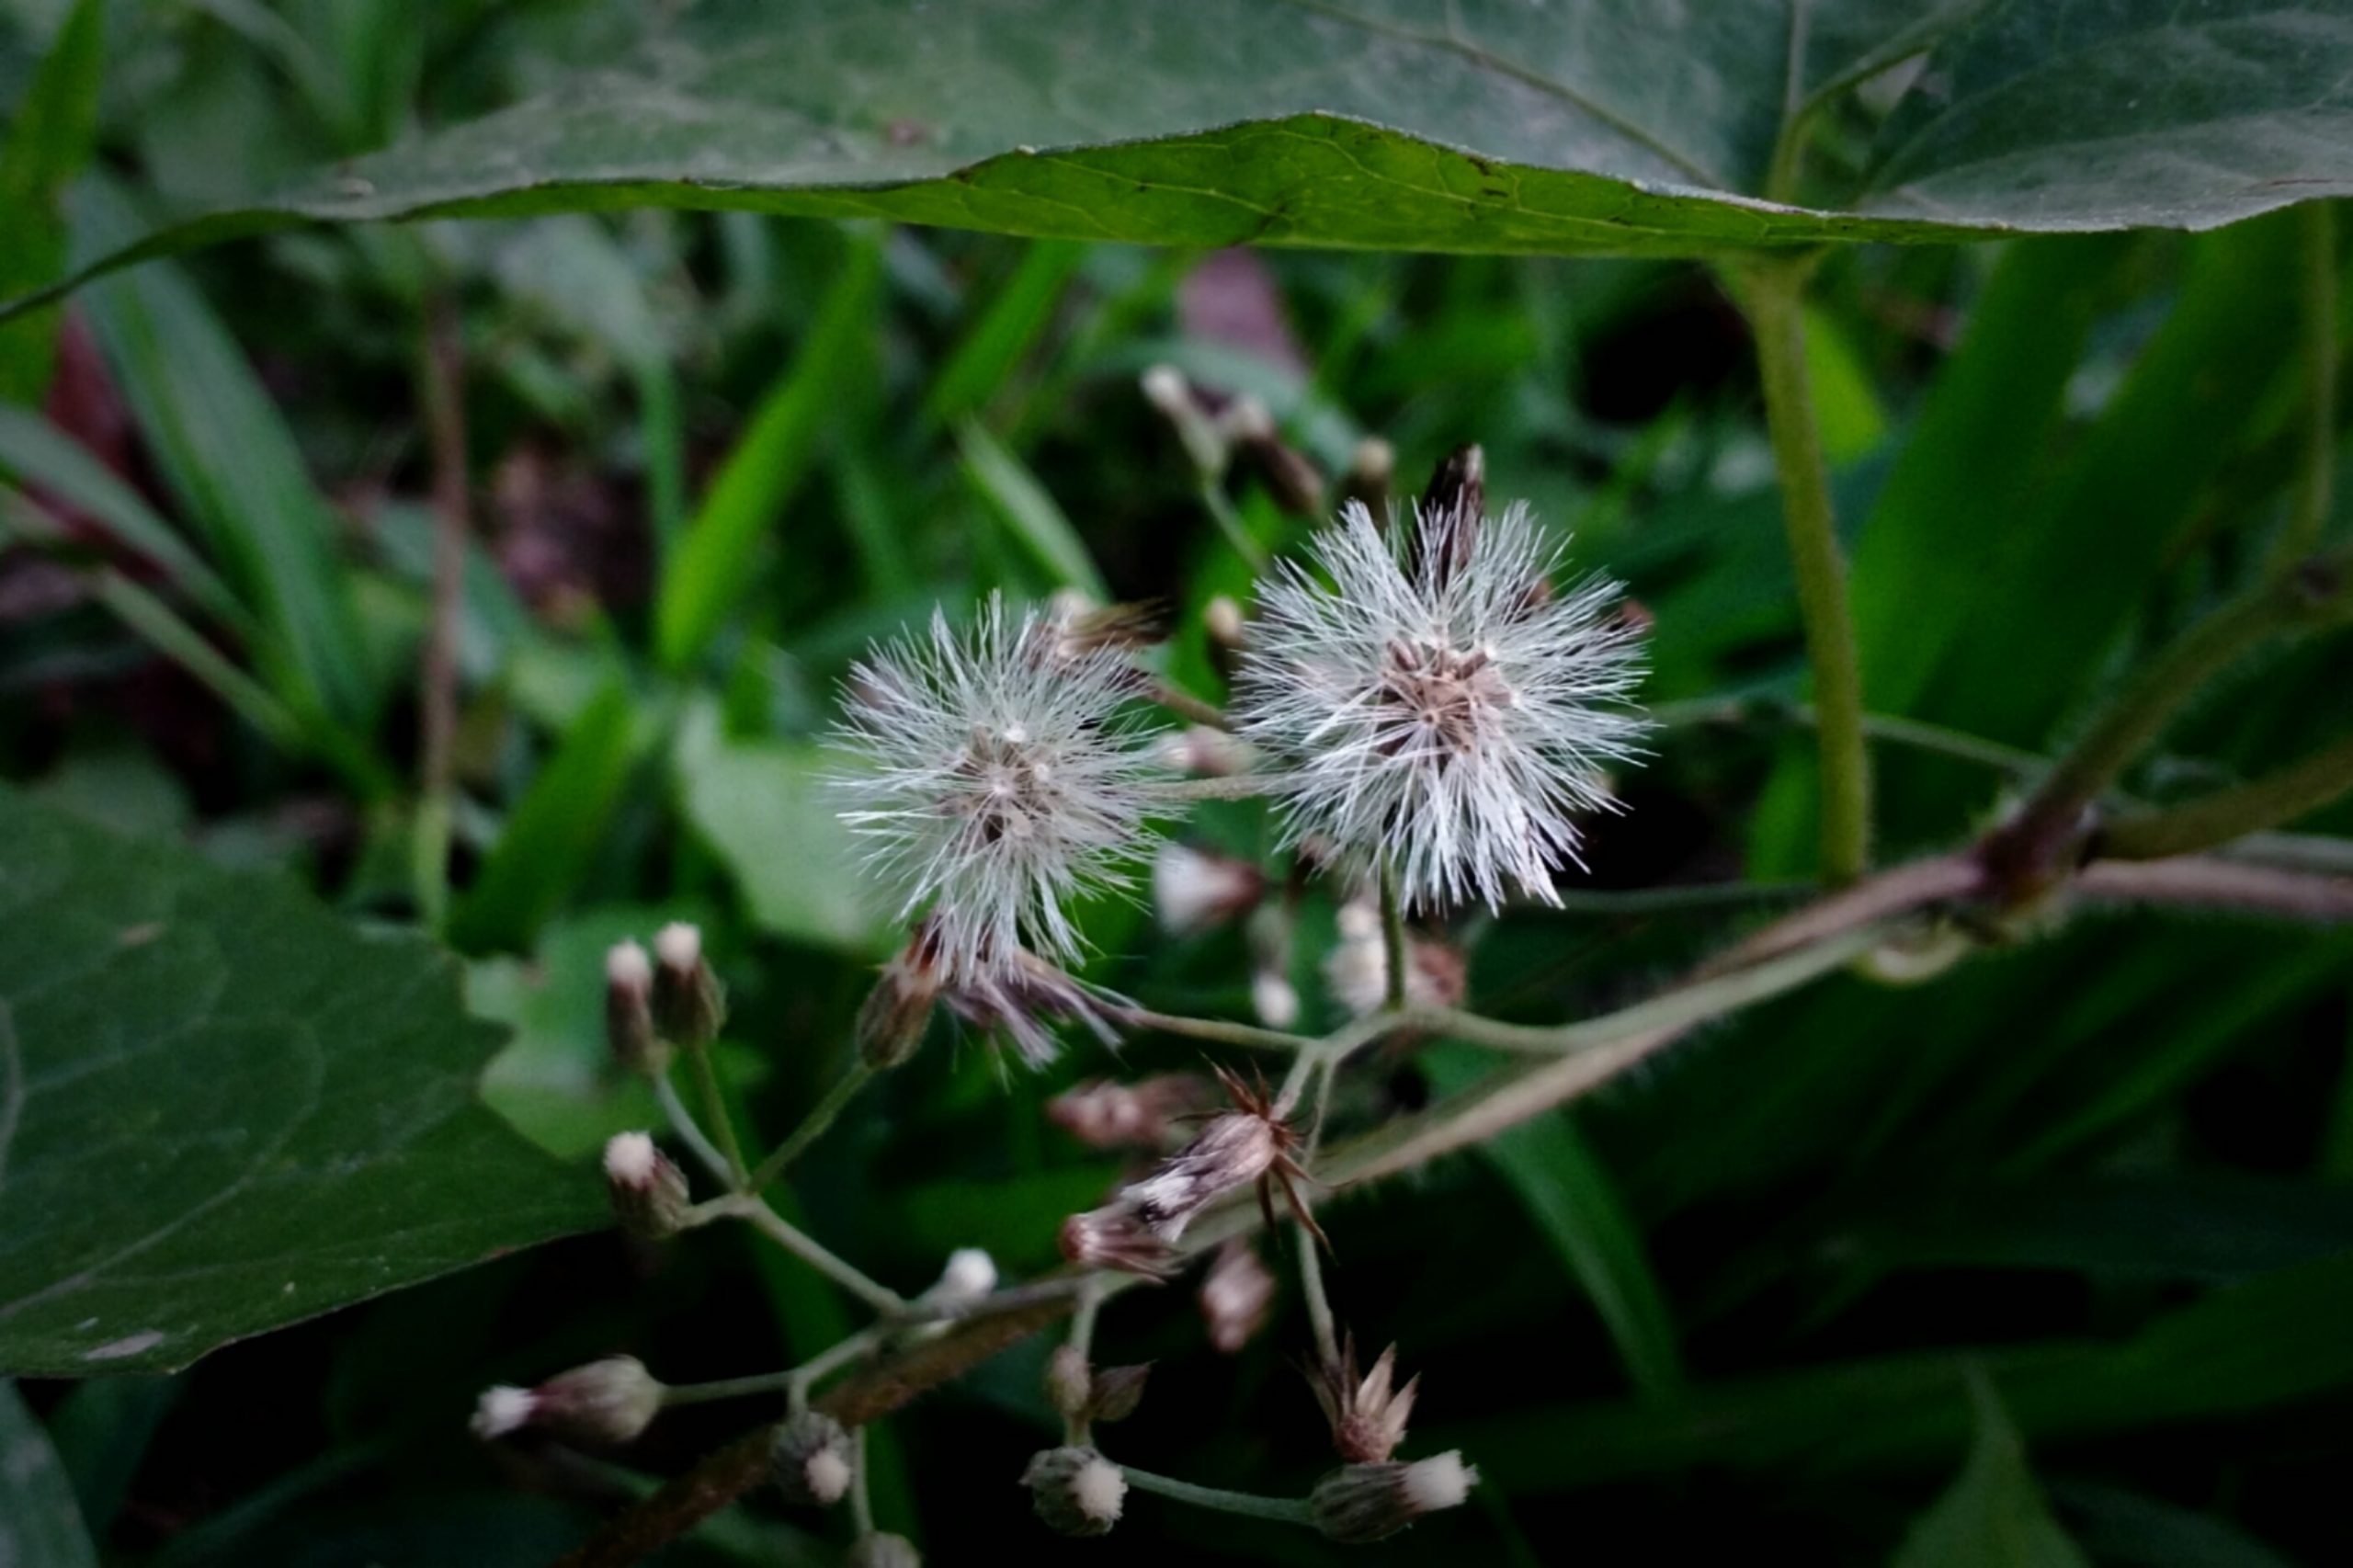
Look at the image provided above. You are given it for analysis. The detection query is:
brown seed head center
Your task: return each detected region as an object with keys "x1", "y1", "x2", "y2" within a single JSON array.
[{"x1": 1377, "y1": 638, "x2": 1512, "y2": 754}]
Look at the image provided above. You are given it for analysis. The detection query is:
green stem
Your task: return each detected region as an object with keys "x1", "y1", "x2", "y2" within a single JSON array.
[
  {"x1": 1379, "y1": 858, "x2": 1409, "y2": 1009},
  {"x1": 1292, "y1": 1057, "x2": 1341, "y2": 1367},
  {"x1": 848, "y1": 1425, "x2": 875, "y2": 1536},
  {"x1": 1149, "y1": 773, "x2": 1284, "y2": 803},
  {"x1": 1119, "y1": 1465, "x2": 1317, "y2": 1527},
  {"x1": 653, "y1": 1072, "x2": 733, "y2": 1187},
  {"x1": 1985, "y1": 550, "x2": 2353, "y2": 895},
  {"x1": 2098, "y1": 728, "x2": 2353, "y2": 861},
  {"x1": 683, "y1": 1041, "x2": 749, "y2": 1188},
  {"x1": 1199, "y1": 479, "x2": 1269, "y2": 569},
  {"x1": 746, "y1": 1062, "x2": 876, "y2": 1192},
  {"x1": 2272, "y1": 200, "x2": 2337, "y2": 571},
  {"x1": 721, "y1": 1197, "x2": 906, "y2": 1317},
  {"x1": 1744, "y1": 257, "x2": 1871, "y2": 886},
  {"x1": 660, "y1": 1369, "x2": 797, "y2": 1407},
  {"x1": 1116, "y1": 1006, "x2": 1318, "y2": 1052},
  {"x1": 1153, "y1": 679, "x2": 1233, "y2": 731}
]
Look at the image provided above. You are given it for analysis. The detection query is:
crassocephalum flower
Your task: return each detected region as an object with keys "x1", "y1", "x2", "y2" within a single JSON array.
[
  {"x1": 834, "y1": 595, "x2": 1166, "y2": 989},
  {"x1": 1234, "y1": 499, "x2": 1646, "y2": 912}
]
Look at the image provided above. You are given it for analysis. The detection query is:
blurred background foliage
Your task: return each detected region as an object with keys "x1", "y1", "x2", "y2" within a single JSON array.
[{"x1": 3, "y1": 1, "x2": 2352, "y2": 1564}]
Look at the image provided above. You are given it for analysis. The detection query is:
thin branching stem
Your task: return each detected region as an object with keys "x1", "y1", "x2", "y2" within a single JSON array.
[
  {"x1": 1119, "y1": 1465, "x2": 1317, "y2": 1526},
  {"x1": 654, "y1": 1071, "x2": 735, "y2": 1187},
  {"x1": 746, "y1": 1062, "x2": 877, "y2": 1192},
  {"x1": 1149, "y1": 773, "x2": 1285, "y2": 802},
  {"x1": 683, "y1": 1041, "x2": 750, "y2": 1188},
  {"x1": 1742, "y1": 256, "x2": 1871, "y2": 885},
  {"x1": 718, "y1": 1196, "x2": 906, "y2": 1316},
  {"x1": 2097, "y1": 729, "x2": 2353, "y2": 861}
]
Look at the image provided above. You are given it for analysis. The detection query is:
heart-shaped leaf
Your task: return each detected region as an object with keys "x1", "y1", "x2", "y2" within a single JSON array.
[
  {"x1": 0, "y1": 790, "x2": 604, "y2": 1377},
  {"x1": 13, "y1": 0, "x2": 2352, "y2": 319}
]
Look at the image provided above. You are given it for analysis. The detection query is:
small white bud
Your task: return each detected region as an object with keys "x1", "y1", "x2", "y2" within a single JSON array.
[
  {"x1": 606, "y1": 939, "x2": 653, "y2": 991},
  {"x1": 1251, "y1": 970, "x2": 1300, "y2": 1029},
  {"x1": 1204, "y1": 594, "x2": 1245, "y2": 649},
  {"x1": 471, "y1": 1384, "x2": 537, "y2": 1438},
  {"x1": 770, "y1": 1409, "x2": 856, "y2": 1507},
  {"x1": 1153, "y1": 845, "x2": 1264, "y2": 935},
  {"x1": 606, "y1": 939, "x2": 664, "y2": 1074},
  {"x1": 654, "y1": 921, "x2": 701, "y2": 971},
  {"x1": 474, "y1": 1357, "x2": 665, "y2": 1447},
  {"x1": 1139, "y1": 363, "x2": 1188, "y2": 416},
  {"x1": 651, "y1": 922, "x2": 724, "y2": 1046},
  {"x1": 604, "y1": 1132, "x2": 691, "y2": 1240},
  {"x1": 934, "y1": 1247, "x2": 997, "y2": 1302},
  {"x1": 1022, "y1": 1445, "x2": 1126, "y2": 1537}
]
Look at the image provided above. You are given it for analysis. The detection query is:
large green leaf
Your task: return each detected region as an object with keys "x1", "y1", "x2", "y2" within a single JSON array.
[
  {"x1": 14, "y1": 0, "x2": 2353, "y2": 314},
  {"x1": 0, "y1": 1383, "x2": 97, "y2": 1568},
  {"x1": 0, "y1": 790, "x2": 602, "y2": 1377}
]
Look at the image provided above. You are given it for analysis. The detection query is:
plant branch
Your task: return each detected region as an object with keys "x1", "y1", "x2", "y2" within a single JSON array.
[
  {"x1": 1742, "y1": 256, "x2": 1871, "y2": 885},
  {"x1": 1152, "y1": 679, "x2": 1233, "y2": 731},
  {"x1": 746, "y1": 1062, "x2": 876, "y2": 1192},
  {"x1": 653, "y1": 1072, "x2": 734, "y2": 1187},
  {"x1": 2097, "y1": 728, "x2": 2353, "y2": 862},
  {"x1": 1983, "y1": 550, "x2": 2353, "y2": 898},
  {"x1": 716, "y1": 1196, "x2": 906, "y2": 1316},
  {"x1": 2074, "y1": 856, "x2": 2353, "y2": 921},
  {"x1": 682, "y1": 1042, "x2": 750, "y2": 1188},
  {"x1": 1149, "y1": 773, "x2": 1284, "y2": 802},
  {"x1": 1119, "y1": 1465, "x2": 1317, "y2": 1526}
]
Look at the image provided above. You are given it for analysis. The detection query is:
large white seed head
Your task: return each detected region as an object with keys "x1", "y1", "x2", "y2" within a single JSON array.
[
  {"x1": 1234, "y1": 500, "x2": 1645, "y2": 912},
  {"x1": 835, "y1": 596, "x2": 1165, "y2": 986}
]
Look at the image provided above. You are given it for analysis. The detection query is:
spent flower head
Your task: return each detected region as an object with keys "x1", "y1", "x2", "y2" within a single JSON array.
[
  {"x1": 1234, "y1": 498, "x2": 1645, "y2": 911},
  {"x1": 835, "y1": 594, "x2": 1166, "y2": 987}
]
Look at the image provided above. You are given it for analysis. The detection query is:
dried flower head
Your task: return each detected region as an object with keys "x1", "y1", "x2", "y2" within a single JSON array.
[
  {"x1": 835, "y1": 596, "x2": 1165, "y2": 992},
  {"x1": 1022, "y1": 1445, "x2": 1127, "y2": 1537},
  {"x1": 1047, "y1": 1074, "x2": 1214, "y2": 1151},
  {"x1": 1233, "y1": 499, "x2": 1645, "y2": 912},
  {"x1": 1311, "y1": 1335, "x2": 1420, "y2": 1463},
  {"x1": 1311, "y1": 1451, "x2": 1478, "y2": 1542},
  {"x1": 937, "y1": 934, "x2": 1124, "y2": 1069}
]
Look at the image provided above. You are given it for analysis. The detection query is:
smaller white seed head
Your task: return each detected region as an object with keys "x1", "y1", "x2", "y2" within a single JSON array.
[
  {"x1": 471, "y1": 1384, "x2": 537, "y2": 1439},
  {"x1": 654, "y1": 922, "x2": 701, "y2": 972},
  {"x1": 605, "y1": 939, "x2": 653, "y2": 992},
  {"x1": 1252, "y1": 970, "x2": 1301, "y2": 1029},
  {"x1": 602, "y1": 1131, "x2": 658, "y2": 1187}
]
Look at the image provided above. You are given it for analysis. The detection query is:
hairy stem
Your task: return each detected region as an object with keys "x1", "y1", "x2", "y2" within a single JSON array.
[
  {"x1": 746, "y1": 1062, "x2": 876, "y2": 1192},
  {"x1": 1984, "y1": 551, "x2": 2353, "y2": 897},
  {"x1": 2097, "y1": 730, "x2": 2353, "y2": 861},
  {"x1": 2074, "y1": 857, "x2": 2353, "y2": 920},
  {"x1": 718, "y1": 1196, "x2": 906, "y2": 1316},
  {"x1": 1744, "y1": 256, "x2": 1871, "y2": 885},
  {"x1": 1119, "y1": 1465, "x2": 1318, "y2": 1526}
]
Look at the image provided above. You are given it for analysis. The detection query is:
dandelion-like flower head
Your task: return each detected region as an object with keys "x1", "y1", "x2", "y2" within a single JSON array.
[
  {"x1": 835, "y1": 595, "x2": 1163, "y2": 984},
  {"x1": 1234, "y1": 500, "x2": 1645, "y2": 910}
]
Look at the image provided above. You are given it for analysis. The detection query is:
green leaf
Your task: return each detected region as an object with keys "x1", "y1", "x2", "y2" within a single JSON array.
[
  {"x1": 0, "y1": 789, "x2": 601, "y2": 1377},
  {"x1": 446, "y1": 680, "x2": 643, "y2": 955},
  {"x1": 0, "y1": 0, "x2": 102, "y2": 401},
  {"x1": 1893, "y1": 1374, "x2": 2089, "y2": 1568},
  {"x1": 671, "y1": 710, "x2": 892, "y2": 955},
  {"x1": 655, "y1": 232, "x2": 882, "y2": 673},
  {"x1": 17, "y1": 0, "x2": 2353, "y2": 312},
  {"x1": 0, "y1": 1383, "x2": 98, "y2": 1568},
  {"x1": 71, "y1": 179, "x2": 381, "y2": 735},
  {"x1": 1423, "y1": 1044, "x2": 1683, "y2": 1399}
]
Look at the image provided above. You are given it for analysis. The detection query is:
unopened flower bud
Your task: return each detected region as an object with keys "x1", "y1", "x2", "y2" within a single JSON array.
[
  {"x1": 1223, "y1": 403, "x2": 1325, "y2": 517},
  {"x1": 846, "y1": 1534, "x2": 922, "y2": 1568},
  {"x1": 1022, "y1": 1445, "x2": 1126, "y2": 1537},
  {"x1": 1341, "y1": 436, "x2": 1395, "y2": 517},
  {"x1": 652, "y1": 922, "x2": 724, "y2": 1047},
  {"x1": 858, "y1": 932, "x2": 944, "y2": 1070},
  {"x1": 770, "y1": 1408, "x2": 856, "y2": 1507},
  {"x1": 1204, "y1": 594, "x2": 1245, "y2": 651},
  {"x1": 1153, "y1": 844, "x2": 1265, "y2": 935},
  {"x1": 1159, "y1": 722, "x2": 1254, "y2": 778},
  {"x1": 1311, "y1": 1452, "x2": 1478, "y2": 1542},
  {"x1": 605, "y1": 940, "x2": 665, "y2": 1074},
  {"x1": 472, "y1": 1356, "x2": 665, "y2": 1447},
  {"x1": 1199, "y1": 1240, "x2": 1277, "y2": 1353},
  {"x1": 1251, "y1": 969, "x2": 1300, "y2": 1029},
  {"x1": 1047, "y1": 1074, "x2": 1211, "y2": 1152},
  {"x1": 1324, "y1": 904, "x2": 1468, "y2": 1018},
  {"x1": 928, "y1": 1247, "x2": 997, "y2": 1305},
  {"x1": 1086, "y1": 1363, "x2": 1152, "y2": 1425},
  {"x1": 604, "y1": 1131, "x2": 691, "y2": 1240},
  {"x1": 1141, "y1": 364, "x2": 1226, "y2": 476}
]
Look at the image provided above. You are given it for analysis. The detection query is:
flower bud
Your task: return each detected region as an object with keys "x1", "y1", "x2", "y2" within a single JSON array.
[
  {"x1": 472, "y1": 1356, "x2": 666, "y2": 1447},
  {"x1": 770, "y1": 1408, "x2": 856, "y2": 1507},
  {"x1": 1199, "y1": 1240, "x2": 1277, "y2": 1354},
  {"x1": 858, "y1": 931, "x2": 943, "y2": 1070},
  {"x1": 1310, "y1": 1452, "x2": 1478, "y2": 1543},
  {"x1": 1203, "y1": 594, "x2": 1245, "y2": 652},
  {"x1": 1047, "y1": 1074, "x2": 1211, "y2": 1152},
  {"x1": 1022, "y1": 1445, "x2": 1126, "y2": 1537},
  {"x1": 846, "y1": 1534, "x2": 922, "y2": 1568},
  {"x1": 652, "y1": 921, "x2": 724, "y2": 1047},
  {"x1": 1141, "y1": 364, "x2": 1226, "y2": 477},
  {"x1": 1059, "y1": 1205, "x2": 1178, "y2": 1279},
  {"x1": 1159, "y1": 722, "x2": 1254, "y2": 778},
  {"x1": 604, "y1": 1131, "x2": 692, "y2": 1240},
  {"x1": 1341, "y1": 436, "x2": 1394, "y2": 518},
  {"x1": 1251, "y1": 969, "x2": 1301, "y2": 1029},
  {"x1": 605, "y1": 939, "x2": 665, "y2": 1075},
  {"x1": 926, "y1": 1246, "x2": 997, "y2": 1307},
  {"x1": 1153, "y1": 845, "x2": 1265, "y2": 935}
]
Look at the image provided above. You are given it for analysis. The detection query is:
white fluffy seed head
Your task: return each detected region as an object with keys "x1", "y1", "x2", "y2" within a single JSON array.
[
  {"x1": 654, "y1": 921, "x2": 701, "y2": 972},
  {"x1": 602, "y1": 1131, "x2": 659, "y2": 1187},
  {"x1": 1234, "y1": 500, "x2": 1646, "y2": 913},
  {"x1": 605, "y1": 939, "x2": 653, "y2": 992},
  {"x1": 834, "y1": 595, "x2": 1165, "y2": 987},
  {"x1": 471, "y1": 1384, "x2": 537, "y2": 1438},
  {"x1": 1401, "y1": 1451, "x2": 1478, "y2": 1514}
]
